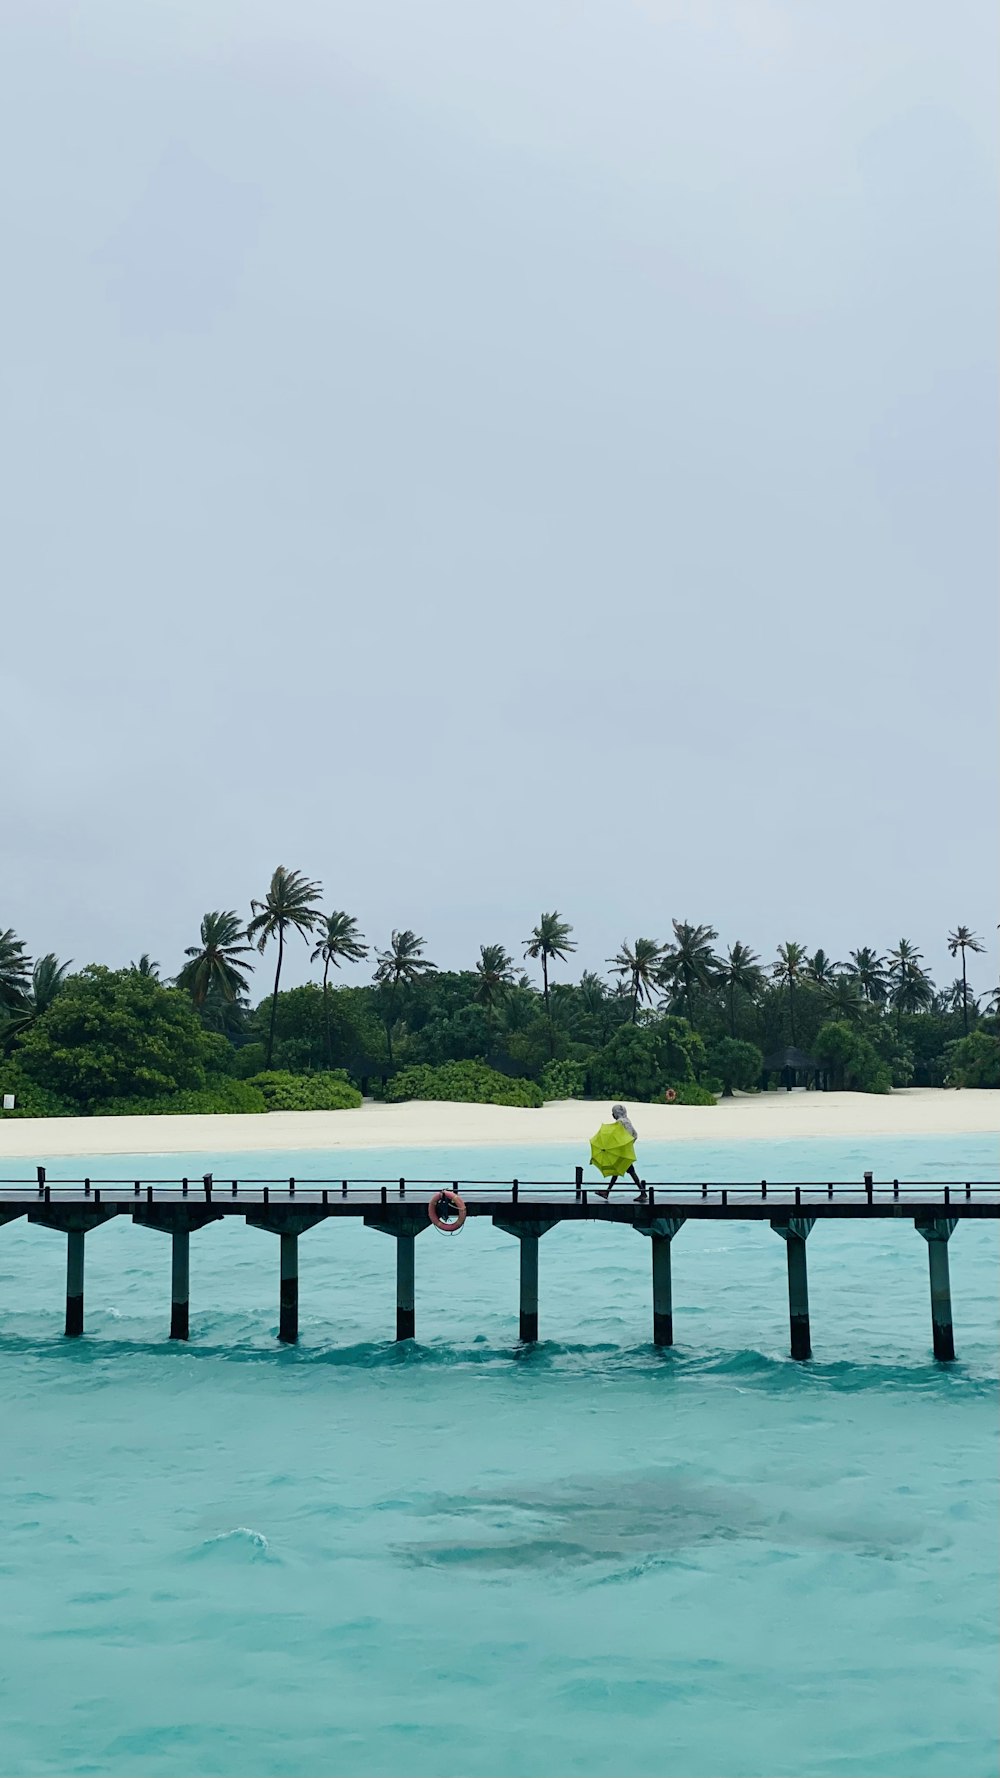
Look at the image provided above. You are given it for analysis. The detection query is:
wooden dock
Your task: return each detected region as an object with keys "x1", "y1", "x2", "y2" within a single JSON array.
[{"x1": 2, "y1": 1168, "x2": 997, "y2": 1361}]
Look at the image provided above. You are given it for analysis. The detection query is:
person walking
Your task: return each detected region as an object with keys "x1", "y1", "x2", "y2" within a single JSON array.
[{"x1": 595, "y1": 1104, "x2": 646, "y2": 1200}]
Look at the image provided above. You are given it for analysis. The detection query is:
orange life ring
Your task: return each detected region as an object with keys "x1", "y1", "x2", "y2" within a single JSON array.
[
  {"x1": 664, "y1": 1088, "x2": 677, "y2": 1104},
  {"x1": 428, "y1": 1189, "x2": 467, "y2": 1233}
]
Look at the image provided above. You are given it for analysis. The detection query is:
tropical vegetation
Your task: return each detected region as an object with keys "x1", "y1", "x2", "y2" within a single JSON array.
[
  {"x1": 1, "y1": 884, "x2": 995, "y2": 1114},
  {"x1": 387, "y1": 1061, "x2": 543, "y2": 1108}
]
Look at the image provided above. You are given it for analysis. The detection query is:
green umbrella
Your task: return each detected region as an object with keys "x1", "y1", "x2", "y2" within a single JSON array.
[{"x1": 589, "y1": 1121, "x2": 636, "y2": 1179}]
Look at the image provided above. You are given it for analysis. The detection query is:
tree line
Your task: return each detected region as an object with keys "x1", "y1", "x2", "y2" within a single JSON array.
[{"x1": 2, "y1": 866, "x2": 998, "y2": 1110}]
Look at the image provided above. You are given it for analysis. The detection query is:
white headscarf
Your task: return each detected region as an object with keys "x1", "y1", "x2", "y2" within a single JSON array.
[{"x1": 611, "y1": 1103, "x2": 637, "y2": 1140}]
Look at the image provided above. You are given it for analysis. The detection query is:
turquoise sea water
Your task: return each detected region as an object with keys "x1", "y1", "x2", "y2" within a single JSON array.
[{"x1": 1, "y1": 1133, "x2": 998, "y2": 1778}]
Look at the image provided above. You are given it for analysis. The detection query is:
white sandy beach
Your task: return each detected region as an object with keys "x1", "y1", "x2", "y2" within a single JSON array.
[{"x1": 0, "y1": 1089, "x2": 997, "y2": 1158}]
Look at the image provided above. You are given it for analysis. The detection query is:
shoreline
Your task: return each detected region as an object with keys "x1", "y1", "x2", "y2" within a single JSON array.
[{"x1": 0, "y1": 1088, "x2": 997, "y2": 1159}]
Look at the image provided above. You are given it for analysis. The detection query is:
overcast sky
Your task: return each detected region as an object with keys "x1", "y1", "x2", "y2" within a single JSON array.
[{"x1": 3, "y1": 1, "x2": 996, "y2": 1000}]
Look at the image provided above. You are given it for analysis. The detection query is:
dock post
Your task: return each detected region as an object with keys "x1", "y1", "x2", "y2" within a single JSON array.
[
  {"x1": 915, "y1": 1218, "x2": 957, "y2": 1361},
  {"x1": 25, "y1": 1205, "x2": 117, "y2": 1332},
  {"x1": 170, "y1": 1227, "x2": 191, "y2": 1340},
  {"x1": 651, "y1": 1236, "x2": 673, "y2": 1346},
  {"x1": 66, "y1": 1229, "x2": 85, "y2": 1336},
  {"x1": 519, "y1": 1235, "x2": 539, "y2": 1342},
  {"x1": 132, "y1": 1205, "x2": 223, "y2": 1339},
  {"x1": 279, "y1": 1231, "x2": 299, "y2": 1344},
  {"x1": 492, "y1": 1220, "x2": 558, "y2": 1342},
  {"x1": 771, "y1": 1217, "x2": 815, "y2": 1359},
  {"x1": 633, "y1": 1218, "x2": 685, "y2": 1345},
  {"x1": 396, "y1": 1233, "x2": 416, "y2": 1341},
  {"x1": 245, "y1": 1208, "x2": 327, "y2": 1345},
  {"x1": 363, "y1": 1214, "x2": 431, "y2": 1341}
]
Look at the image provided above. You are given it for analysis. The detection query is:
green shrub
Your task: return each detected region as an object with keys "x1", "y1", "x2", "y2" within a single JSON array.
[
  {"x1": 894, "y1": 1010, "x2": 965, "y2": 1086},
  {"x1": 587, "y1": 1027, "x2": 667, "y2": 1102},
  {"x1": 0, "y1": 1060, "x2": 73, "y2": 1118},
  {"x1": 705, "y1": 1037, "x2": 762, "y2": 1096},
  {"x1": 814, "y1": 1022, "x2": 891, "y2": 1094},
  {"x1": 587, "y1": 1018, "x2": 706, "y2": 1103},
  {"x1": 231, "y1": 1042, "x2": 268, "y2": 1078},
  {"x1": 502, "y1": 1022, "x2": 555, "y2": 1080},
  {"x1": 250, "y1": 982, "x2": 386, "y2": 1074},
  {"x1": 887, "y1": 1044, "x2": 915, "y2": 1088},
  {"x1": 247, "y1": 1070, "x2": 363, "y2": 1111},
  {"x1": 386, "y1": 1060, "x2": 543, "y2": 1107},
  {"x1": 540, "y1": 1059, "x2": 586, "y2": 1100},
  {"x1": 944, "y1": 1031, "x2": 1000, "y2": 1089},
  {"x1": 18, "y1": 967, "x2": 221, "y2": 1109},
  {"x1": 93, "y1": 1077, "x2": 268, "y2": 1116},
  {"x1": 667, "y1": 1081, "x2": 718, "y2": 1106},
  {"x1": 659, "y1": 1018, "x2": 709, "y2": 1083}
]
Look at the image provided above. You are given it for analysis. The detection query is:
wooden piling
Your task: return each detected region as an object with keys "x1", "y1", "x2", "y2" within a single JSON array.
[
  {"x1": 785, "y1": 1233, "x2": 810, "y2": 1359},
  {"x1": 771, "y1": 1217, "x2": 815, "y2": 1360},
  {"x1": 66, "y1": 1229, "x2": 85, "y2": 1336},
  {"x1": 519, "y1": 1235, "x2": 539, "y2": 1342},
  {"x1": 362, "y1": 1213, "x2": 429, "y2": 1342},
  {"x1": 279, "y1": 1231, "x2": 299, "y2": 1344},
  {"x1": 170, "y1": 1227, "x2": 190, "y2": 1340},
  {"x1": 396, "y1": 1233, "x2": 416, "y2": 1340},
  {"x1": 492, "y1": 1219, "x2": 558, "y2": 1343},
  {"x1": 651, "y1": 1235, "x2": 673, "y2": 1346},
  {"x1": 633, "y1": 1218, "x2": 684, "y2": 1346},
  {"x1": 915, "y1": 1218, "x2": 957, "y2": 1361},
  {"x1": 132, "y1": 1204, "x2": 223, "y2": 1338}
]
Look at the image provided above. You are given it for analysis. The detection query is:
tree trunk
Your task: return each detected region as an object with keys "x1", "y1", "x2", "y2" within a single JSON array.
[
  {"x1": 323, "y1": 957, "x2": 332, "y2": 1066},
  {"x1": 382, "y1": 984, "x2": 395, "y2": 1065},
  {"x1": 265, "y1": 927, "x2": 284, "y2": 1067},
  {"x1": 788, "y1": 977, "x2": 796, "y2": 1044},
  {"x1": 543, "y1": 955, "x2": 553, "y2": 1056},
  {"x1": 729, "y1": 982, "x2": 736, "y2": 1038},
  {"x1": 631, "y1": 970, "x2": 639, "y2": 1023},
  {"x1": 961, "y1": 948, "x2": 969, "y2": 1035}
]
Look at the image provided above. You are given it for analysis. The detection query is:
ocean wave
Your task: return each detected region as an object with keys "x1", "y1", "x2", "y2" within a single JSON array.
[
  {"x1": 187, "y1": 1526, "x2": 273, "y2": 1562},
  {"x1": 0, "y1": 1326, "x2": 996, "y2": 1393}
]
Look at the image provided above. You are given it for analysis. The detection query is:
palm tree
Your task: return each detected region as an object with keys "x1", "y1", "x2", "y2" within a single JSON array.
[
  {"x1": 608, "y1": 938, "x2": 665, "y2": 1021},
  {"x1": 823, "y1": 973, "x2": 865, "y2": 1023},
  {"x1": 311, "y1": 912, "x2": 369, "y2": 1065},
  {"x1": 247, "y1": 868, "x2": 323, "y2": 1067},
  {"x1": 947, "y1": 926, "x2": 986, "y2": 1035},
  {"x1": 373, "y1": 930, "x2": 436, "y2": 1062},
  {"x1": 523, "y1": 913, "x2": 576, "y2": 1054},
  {"x1": 177, "y1": 911, "x2": 255, "y2": 1011},
  {"x1": 887, "y1": 938, "x2": 933, "y2": 1034},
  {"x1": 847, "y1": 947, "x2": 888, "y2": 1004},
  {"x1": 772, "y1": 941, "x2": 808, "y2": 1044},
  {"x1": 717, "y1": 941, "x2": 762, "y2": 1036},
  {"x1": 473, "y1": 944, "x2": 516, "y2": 1014},
  {"x1": 932, "y1": 978, "x2": 980, "y2": 1019},
  {"x1": 659, "y1": 921, "x2": 719, "y2": 1029},
  {"x1": 805, "y1": 948, "x2": 840, "y2": 985},
  {"x1": 130, "y1": 953, "x2": 161, "y2": 979},
  {"x1": 498, "y1": 984, "x2": 538, "y2": 1038},
  {"x1": 199, "y1": 983, "x2": 252, "y2": 1039},
  {"x1": 578, "y1": 970, "x2": 615, "y2": 1045},
  {"x1": 1, "y1": 953, "x2": 72, "y2": 1043},
  {"x1": 0, "y1": 929, "x2": 32, "y2": 1011}
]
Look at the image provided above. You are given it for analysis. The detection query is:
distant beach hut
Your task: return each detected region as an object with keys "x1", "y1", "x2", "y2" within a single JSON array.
[{"x1": 762, "y1": 1045, "x2": 825, "y2": 1092}]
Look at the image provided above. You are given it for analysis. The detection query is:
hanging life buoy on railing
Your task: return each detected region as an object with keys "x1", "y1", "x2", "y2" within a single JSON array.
[
  {"x1": 664, "y1": 1088, "x2": 677, "y2": 1103},
  {"x1": 428, "y1": 1189, "x2": 467, "y2": 1233}
]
